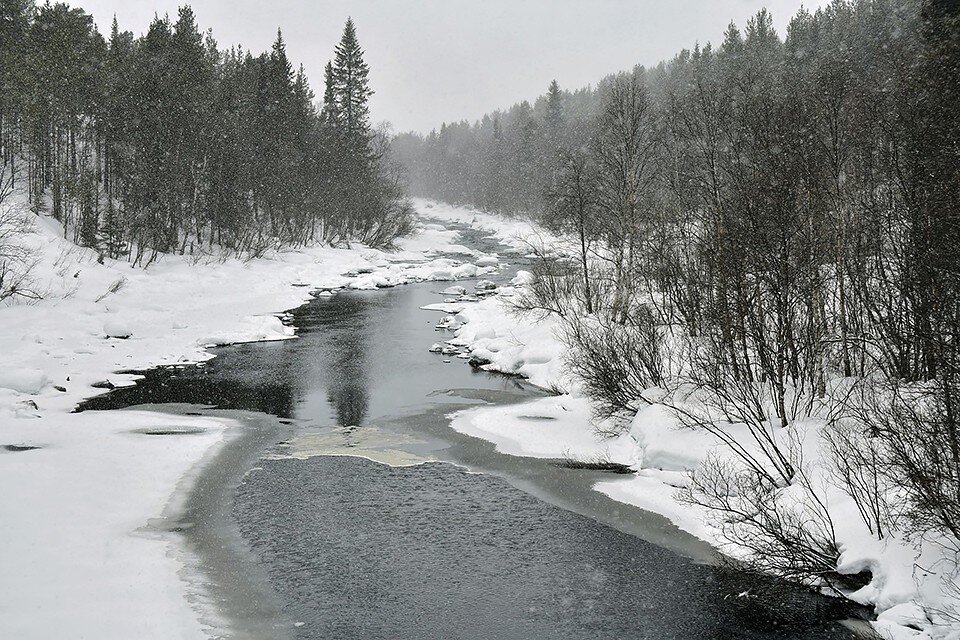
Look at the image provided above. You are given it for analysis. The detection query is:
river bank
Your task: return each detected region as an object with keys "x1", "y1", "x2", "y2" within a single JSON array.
[
  {"x1": 0, "y1": 198, "x2": 884, "y2": 639},
  {"x1": 0, "y1": 200, "x2": 508, "y2": 638},
  {"x1": 424, "y1": 198, "x2": 951, "y2": 640},
  {"x1": 73, "y1": 211, "x2": 858, "y2": 639}
]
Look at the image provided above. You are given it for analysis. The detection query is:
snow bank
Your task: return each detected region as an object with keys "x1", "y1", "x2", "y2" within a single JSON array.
[
  {"x1": 447, "y1": 287, "x2": 567, "y2": 390},
  {"x1": 0, "y1": 410, "x2": 232, "y2": 640},
  {"x1": 0, "y1": 197, "x2": 497, "y2": 638},
  {"x1": 439, "y1": 214, "x2": 960, "y2": 639},
  {"x1": 450, "y1": 392, "x2": 634, "y2": 462}
]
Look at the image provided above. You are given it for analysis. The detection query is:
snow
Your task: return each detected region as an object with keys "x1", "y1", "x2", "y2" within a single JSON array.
[
  {"x1": 0, "y1": 410, "x2": 232, "y2": 639},
  {"x1": 0, "y1": 198, "x2": 506, "y2": 639},
  {"x1": 4, "y1": 195, "x2": 957, "y2": 639},
  {"x1": 432, "y1": 204, "x2": 960, "y2": 640},
  {"x1": 0, "y1": 368, "x2": 52, "y2": 395},
  {"x1": 450, "y1": 392, "x2": 633, "y2": 461}
]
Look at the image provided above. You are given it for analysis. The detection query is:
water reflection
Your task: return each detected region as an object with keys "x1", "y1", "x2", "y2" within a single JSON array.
[
  {"x1": 321, "y1": 295, "x2": 371, "y2": 427},
  {"x1": 78, "y1": 278, "x2": 532, "y2": 426},
  {"x1": 77, "y1": 355, "x2": 298, "y2": 418}
]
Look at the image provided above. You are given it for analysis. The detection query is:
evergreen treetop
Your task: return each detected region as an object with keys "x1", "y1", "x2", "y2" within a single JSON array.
[{"x1": 331, "y1": 17, "x2": 373, "y2": 140}]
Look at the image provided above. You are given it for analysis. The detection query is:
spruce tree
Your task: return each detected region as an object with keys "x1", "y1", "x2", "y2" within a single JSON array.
[
  {"x1": 321, "y1": 60, "x2": 340, "y2": 128},
  {"x1": 331, "y1": 18, "x2": 373, "y2": 143},
  {"x1": 545, "y1": 79, "x2": 563, "y2": 145}
]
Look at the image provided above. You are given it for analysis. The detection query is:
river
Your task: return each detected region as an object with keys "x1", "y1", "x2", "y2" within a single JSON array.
[{"x1": 79, "y1": 223, "x2": 864, "y2": 639}]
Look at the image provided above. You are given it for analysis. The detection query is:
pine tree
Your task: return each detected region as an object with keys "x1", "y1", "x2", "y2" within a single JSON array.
[
  {"x1": 320, "y1": 61, "x2": 336, "y2": 126},
  {"x1": 331, "y1": 18, "x2": 373, "y2": 143},
  {"x1": 0, "y1": 0, "x2": 34, "y2": 163},
  {"x1": 3, "y1": 2, "x2": 412, "y2": 258},
  {"x1": 545, "y1": 79, "x2": 563, "y2": 146}
]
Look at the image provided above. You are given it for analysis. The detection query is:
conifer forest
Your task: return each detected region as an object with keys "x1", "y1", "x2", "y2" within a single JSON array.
[{"x1": 0, "y1": 3, "x2": 412, "y2": 268}]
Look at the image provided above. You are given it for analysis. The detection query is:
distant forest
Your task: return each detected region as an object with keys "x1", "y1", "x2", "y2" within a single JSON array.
[
  {"x1": 0, "y1": 2, "x2": 413, "y2": 264},
  {"x1": 396, "y1": 0, "x2": 960, "y2": 584}
]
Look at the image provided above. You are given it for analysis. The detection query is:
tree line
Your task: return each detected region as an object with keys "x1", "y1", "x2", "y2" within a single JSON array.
[
  {"x1": 397, "y1": 0, "x2": 960, "y2": 590},
  {"x1": 0, "y1": 2, "x2": 413, "y2": 267}
]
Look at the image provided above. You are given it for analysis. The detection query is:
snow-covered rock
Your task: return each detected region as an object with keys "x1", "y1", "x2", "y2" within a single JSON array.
[
  {"x1": 475, "y1": 279, "x2": 497, "y2": 291},
  {"x1": 0, "y1": 368, "x2": 51, "y2": 395},
  {"x1": 440, "y1": 285, "x2": 467, "y2": 296},
  {"x1": 511, "y1": 270, "x2": 534, "y2": 286},
  {"x1": 103, "y1": 319, "x2": 133, "y2": 339}
]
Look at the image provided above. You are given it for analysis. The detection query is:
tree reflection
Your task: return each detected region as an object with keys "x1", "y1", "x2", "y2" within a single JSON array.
[
  {"x1": 331, "y1": 384, "x2": 369, "y2": 426},
  {"x1": 76, "y1": 360, "x2": 296, "y2": 418},
  {"x1": 325, "y1": 322, "x2": 370, "y2": 426}
]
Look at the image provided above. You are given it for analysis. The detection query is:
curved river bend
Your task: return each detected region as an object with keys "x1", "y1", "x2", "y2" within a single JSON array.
[{"x1": 82, "y1": 225, "x2": 863, "y2": 639}]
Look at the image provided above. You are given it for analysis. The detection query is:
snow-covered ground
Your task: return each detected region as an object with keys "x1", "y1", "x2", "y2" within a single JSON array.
[
  {"x1": 0, "y1": 198, "x2": 504, "y2": 639},
  {"x1": 4, "y1": 195, "x2": 955, "y2": 639},
  {"x1": 429, "y1": 206, "x2": 960, "y2": 640}
]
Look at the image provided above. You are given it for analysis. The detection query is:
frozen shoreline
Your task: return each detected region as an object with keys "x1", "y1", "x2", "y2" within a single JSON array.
[
  {"x1": 0, "y1": 199, "x2": 504, "y2": 638},
  {"x1": 434, "y1": 204, "x2": 957, "y2": 640},
  {"x1": 3, "y1": 195, "x2": 945, "y2": 639}
]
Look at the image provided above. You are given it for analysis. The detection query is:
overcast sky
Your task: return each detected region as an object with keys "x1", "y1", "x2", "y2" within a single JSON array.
[{"x1": 74, "y1": 0, "x2": 829, "y2": 134}]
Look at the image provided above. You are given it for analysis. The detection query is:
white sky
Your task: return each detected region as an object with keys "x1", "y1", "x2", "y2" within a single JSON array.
[{"x1": 73, "y1": 0, "x2": 830, "y2": 133}]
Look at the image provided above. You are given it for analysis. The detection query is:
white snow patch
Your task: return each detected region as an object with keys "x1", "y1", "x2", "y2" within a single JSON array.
[{"x1": 0, "y1": 368, "x2": 52, "y2": 395}]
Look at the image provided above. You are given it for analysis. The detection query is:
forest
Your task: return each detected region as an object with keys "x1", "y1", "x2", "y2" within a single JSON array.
[
  {"x1": 0, "y1": 1, "x2": 413, "y2": 278},
  {"x1": 395, "y1": 0, "x2": 960, "y2": 588}
]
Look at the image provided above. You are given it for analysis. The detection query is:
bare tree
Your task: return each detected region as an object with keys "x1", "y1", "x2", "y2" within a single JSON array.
[
  {"x1": 0, "y1": 162, "x2": 40, "y2": 303},
  {"x1": 542, "y1": 149, "x2": 599, "y2": 314}
]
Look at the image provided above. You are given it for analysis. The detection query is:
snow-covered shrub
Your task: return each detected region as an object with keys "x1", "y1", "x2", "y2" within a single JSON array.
[
  {"x1": 671, "y1": 354, "x2": 800, "y2": 487},
  {"x1": 562, "y1": 305, "x2": 669, "y2": 419},
  {"x1": 822, "y1": 381, "x2": 893, "y2": 541},
  {"x1": 680, "y1": 452, "x2": 843, "y2": 590},
  {"x1": 508, "y1": 248, "x2": 585, "y2": 318},
  {"x1": 837, "y1": 377, "x2": 960, "y2": 551}
]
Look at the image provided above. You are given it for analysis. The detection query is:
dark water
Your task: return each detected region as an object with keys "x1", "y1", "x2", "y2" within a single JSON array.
[
  {"x1": 81, "y1": 232, "x2": 536, "y2": 425},
  {"x1": 81, "y1": 225, "x2": 863, "y2": 639},
  {"x1": 237, "y1": 456, "x2": 858, "y2": 640}
]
